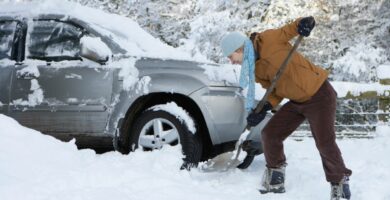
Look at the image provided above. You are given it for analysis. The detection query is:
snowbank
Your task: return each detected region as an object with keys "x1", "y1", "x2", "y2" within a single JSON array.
[{"x1": 1, "y1": 114, "x2": 390, "y2": 200}]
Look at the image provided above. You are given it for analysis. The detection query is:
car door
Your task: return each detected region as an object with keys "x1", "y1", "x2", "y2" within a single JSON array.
[
  {"x1": 9, "y1": 19, "x2": 114, "y2": 135},
  {"x1": 0, "y1": 19, "x2": 23, "y2": 115}
]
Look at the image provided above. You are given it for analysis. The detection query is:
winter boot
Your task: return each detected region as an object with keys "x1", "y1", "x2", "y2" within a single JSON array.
[
  {"x1": 330, "y1": 176, "x2": 351, "y2": 200},
  {"x1": 259, "y1": 165, "x2": 286, "y2": 194}
]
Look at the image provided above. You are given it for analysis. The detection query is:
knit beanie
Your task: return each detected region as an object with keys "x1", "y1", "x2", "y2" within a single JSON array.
[{"x1": 220, "y1": 32, "x2": 247, "y2": 57}]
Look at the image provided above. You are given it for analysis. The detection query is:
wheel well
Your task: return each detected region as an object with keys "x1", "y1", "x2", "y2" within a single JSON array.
[{"x1": 118, "y1": 92, "x2": 213, "y2": 160}]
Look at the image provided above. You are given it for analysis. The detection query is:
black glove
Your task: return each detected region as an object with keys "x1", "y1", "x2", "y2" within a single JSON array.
[
  {"x1": 298, "y1": 16, "x2": 316, "y2": 37},
  {"x1": 246, "y1": 102, "x2": 273, "y2": 127}
]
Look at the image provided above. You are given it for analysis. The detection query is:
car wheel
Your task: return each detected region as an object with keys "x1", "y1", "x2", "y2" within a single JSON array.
[{"x1": 130, "y1": 109, "x2": 202, "y2": 169}]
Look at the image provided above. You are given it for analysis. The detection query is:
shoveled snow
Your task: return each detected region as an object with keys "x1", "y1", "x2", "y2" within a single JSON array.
[
  {"x1": 1, "y1": 114, "x2": 390, "y2": 200},
  {"x1": 149, "y1": 102, "x2": 196, "y2": 134}
]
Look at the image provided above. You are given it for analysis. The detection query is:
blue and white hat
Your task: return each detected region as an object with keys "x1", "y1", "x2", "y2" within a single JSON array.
[{"x1": 220, "y1": 32, "x2": 247, "y2": 57}]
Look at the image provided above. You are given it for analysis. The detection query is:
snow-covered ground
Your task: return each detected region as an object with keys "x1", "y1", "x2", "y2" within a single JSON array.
[{"x1": 1, "y1": 114, "x2": 389, "y2": 200}]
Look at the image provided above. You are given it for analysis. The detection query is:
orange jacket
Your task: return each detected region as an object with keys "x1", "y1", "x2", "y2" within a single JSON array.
[{"x1": 252, "y1": 18, "x2": 328, "y2": 107}]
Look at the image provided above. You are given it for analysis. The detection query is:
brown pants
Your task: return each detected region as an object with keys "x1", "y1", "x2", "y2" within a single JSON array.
[{"x1": 262, "y1": 80, "x2": 352, "y2": 182}]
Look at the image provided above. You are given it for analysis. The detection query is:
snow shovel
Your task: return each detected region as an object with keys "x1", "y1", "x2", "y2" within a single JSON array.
[{"x1": 201, "y1": 35, "x2": 304, "y2": 172}]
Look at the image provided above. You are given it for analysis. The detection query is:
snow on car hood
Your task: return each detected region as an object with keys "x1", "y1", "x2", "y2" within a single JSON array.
[{"x1": 0, "y1": 0, "x2": 195, "y2": 61}]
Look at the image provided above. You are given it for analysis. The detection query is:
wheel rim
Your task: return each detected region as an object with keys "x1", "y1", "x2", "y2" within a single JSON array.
[{"x1": 138, "y1": 118, "x2": 180, "y2": 150}]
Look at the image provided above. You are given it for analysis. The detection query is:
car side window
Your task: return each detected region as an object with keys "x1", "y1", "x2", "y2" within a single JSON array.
[
  {"x1": 27, "y1": 20, "x2": 83, "y2": 61},
  {"x1": 0, "y1": 21, "x2": 17, "y2": 60}
]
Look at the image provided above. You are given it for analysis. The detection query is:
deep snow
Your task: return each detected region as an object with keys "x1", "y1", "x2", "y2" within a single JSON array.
[{"x1": 1, "y1": 114, "x2": 390, "y2": 200}]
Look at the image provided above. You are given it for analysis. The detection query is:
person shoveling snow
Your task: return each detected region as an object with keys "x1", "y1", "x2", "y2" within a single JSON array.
[{"x1": 220, "y1": 16, "x2": 352, "y2": 200}]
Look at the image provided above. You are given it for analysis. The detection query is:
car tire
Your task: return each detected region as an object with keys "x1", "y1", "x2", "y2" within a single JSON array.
[{"x1": 130, "y1": 109, "x2": 202, "y2": 169}]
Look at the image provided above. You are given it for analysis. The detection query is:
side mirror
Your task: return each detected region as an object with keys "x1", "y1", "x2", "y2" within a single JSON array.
[{"x1": 80, "y1": 36, "x2": 112, "y2": 64}]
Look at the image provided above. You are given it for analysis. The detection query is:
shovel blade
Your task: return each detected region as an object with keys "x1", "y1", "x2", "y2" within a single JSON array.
[{"x1": 199, "y1": 152, "x2": 242, "y2": 172}]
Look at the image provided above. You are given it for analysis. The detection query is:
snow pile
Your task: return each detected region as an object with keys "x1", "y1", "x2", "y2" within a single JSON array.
[
  {"x1": 1, "y1": 114, "x2": 390, "y2": 200},
  {"x1": 149, "y1": 102, "x2": 196, "y2": 134}
]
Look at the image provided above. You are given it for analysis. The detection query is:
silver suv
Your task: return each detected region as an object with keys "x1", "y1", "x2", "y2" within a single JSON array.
[{"x1": 0, "y1": 10, "x2": 264, "y2": 167}]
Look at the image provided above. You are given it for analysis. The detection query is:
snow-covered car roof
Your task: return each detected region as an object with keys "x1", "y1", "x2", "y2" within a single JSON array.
[{"x1": 0, "y1": 1, "x2": 193, "y2": 61}]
